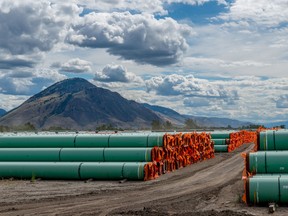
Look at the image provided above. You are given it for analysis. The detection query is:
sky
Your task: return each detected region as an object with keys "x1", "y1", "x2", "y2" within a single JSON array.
[{"x1": 0, "y1": 0, "x2": 288, "y2": 124}]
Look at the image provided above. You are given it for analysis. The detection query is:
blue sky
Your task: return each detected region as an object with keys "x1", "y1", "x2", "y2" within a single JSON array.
[{"x1": 0, "y1": 0, "x2": 288, "y2": 124}]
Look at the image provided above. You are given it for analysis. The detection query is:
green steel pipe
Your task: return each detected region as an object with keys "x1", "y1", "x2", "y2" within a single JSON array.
[
  {"x1": 60, "y1": 148, "x2": 152, "y2": 162},
  {"x1": 74, "y1": 134, "x2": 109, "y2": 147},
  {"x1": 74, "y1": 133, "x2": 163, "y2": 148},
  {"x1": 247, "y1": 151, "x2": 288, "y2": 174},
  {"x1": 0, "y1": 148, "x2": 60, "y2": 161},
  {"x1": 247, "y1": 176, "x2": 279, "y2": 204},
  {"x1": 147, "y1": 133, "x2": 164, "y2": 147},
  {"x1": 0, "y1": 148, "x2": 153, "y2": 162},
  {"x1": 246, "y1": 175, "x2": 288, "y2": 204},
  {"x1": 103, "y1": 148, "x2": 152, "y2": 162},
  {"x1": 0, "y1": 133, "x2": 164, "y2": 148},
  {"x1": 258, "y1": 130, "x2": 288, "y2": 150},
  {"x1": 122, "y1": 162, "x2": 146, "y2": 180},
  {"x1": 0, "y1": 135, "x2": 75, "y2": 148},
  {"x1": 212, "y1": 139, "x2": 229, "y2": 145},
  {"x1": 210, "y1": 131, "x2": 231, "y2": 139},
  {"x1": 0, "y1": 162, "x2": 81, "y2": 179},
  {"x1": 60, "y1": 148, "x2": 104, "y2": 162},
  {"x1": 108, "y1": 133, "x2": 163, "y2": 147},
  {"x1": 79, "y1": 162, "x2": 148, "y2": 180},
  {"x1": 0, "y1": 162, "x2": 148, "y2": 180},
  {"x1": 214, "y1": 145, "x2": 228, "y2": 152}
]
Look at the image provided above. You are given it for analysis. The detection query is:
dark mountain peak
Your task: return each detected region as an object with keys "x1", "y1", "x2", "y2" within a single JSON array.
[
  {"x1": 0, "y1": 78, "x2": 160, "y2": 130},
  {"x1": 27, "y1": 77, "x2": 97, "y2": 103}
]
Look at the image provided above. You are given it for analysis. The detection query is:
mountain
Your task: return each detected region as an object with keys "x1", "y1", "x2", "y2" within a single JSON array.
[
  {"x1": 184, "y1": 115, "x2": 252, "y2": 128},
  {"x1": 264, "y1": 121, "x2": 288, "y2": 128},
  {"x1": 0, "y1": 109, "x2": 6, "y2": 117},
  {"x1": 0, "y1": 78, "x2": 161, "y2": 130},
  {"x1": 142, "y1": 103, "x2": 185, "y2": 126},
  {"x1": 143, "y1": 103, "x2": 252, "y2": 128}
]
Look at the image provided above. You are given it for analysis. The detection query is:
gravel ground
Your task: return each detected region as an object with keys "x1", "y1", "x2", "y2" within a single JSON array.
[{"x1": 0, "y1": 144, "x2": 286, "y2": 216}]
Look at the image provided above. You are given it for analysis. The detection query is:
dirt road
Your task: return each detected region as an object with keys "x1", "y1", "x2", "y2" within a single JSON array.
[{"x1": 0, "y1": 144, "x2": 287, "y2": 216}]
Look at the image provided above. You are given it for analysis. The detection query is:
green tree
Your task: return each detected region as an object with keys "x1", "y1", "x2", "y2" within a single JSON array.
[
  {"x1": 151, "y1": 119, "x2": 161, "y2": 130},
  {"x1": 15, "y1": 122, "x2": 36, "y2": 131},
  {"x1": 0, "y1": 125, "x2": 10, "y2": 132},
  {"x1": 184, "y1": 118, "x2": 198, "y2": 129},
  {"x1": 164, "y1": 120, "x2": 172, "y2": 130}
]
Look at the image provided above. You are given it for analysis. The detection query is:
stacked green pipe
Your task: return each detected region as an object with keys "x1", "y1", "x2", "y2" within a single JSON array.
[
  {"x1": 0, "y1": 133, "x2": 164, "y2": 148},
  {"x1": 0, "y1": 132, "x2": 216, "y2": 180},
  {"x1": 210, "y1": 131, "x2": 231, "y2": 152},
  {"x1": 0, "y1": 133, "x2": 165, "y2": 180},
  {"x1": 245, "y1": 175, "x2": 288, "y2": 205},
  {"x1": 257, "y1": 130, "x2": 288, "y2": 150},
  {"x1": 246, "y1": 151, "x2": 288, "y2": 174},
  {"x1": 210, "y1": 131, "x2": 230, "y2": 139},
  {"x1": 212, "y1": 138, "x2": 229, "y2": 152},
  {"x1": 0, "y1": 148, "x2": 152, "y2": 162},
  {"x1": 245, "y1": 130, "x2": 288, "y2": 204},
  {"x1": 0, "y1": 162, "x2": 147, "y2": 180}
]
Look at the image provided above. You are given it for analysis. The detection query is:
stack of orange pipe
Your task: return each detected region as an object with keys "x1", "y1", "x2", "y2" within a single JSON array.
[
  {"x1": 228, "y1": 130, "x2": 257, "y2": 152},
  {"x1": 148, "y1": 132, "x2": 215, "y2": 177}
]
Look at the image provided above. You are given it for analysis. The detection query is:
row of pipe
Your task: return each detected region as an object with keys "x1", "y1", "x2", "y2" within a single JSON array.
[
  {"x1": 153, "y1": 132, "x2": 215, "y2": 173},
  {"x1": 245, "y1": 151, "x2": 288, "y2": 174},
  {"x1": 0, "y1": 132, "x2": 215, "y2": 180},
  {"x1": 0, "y1": 148, "x2": 154, "y2": 162},
  {"x1": 242, "y1": 129, "x2": 288, "y2": 205},
  {"x1": 228, "y1": 130, "x2": 257, "y2": 152},
  {"x1": 256, "y1": 130, "x2": 288, "y2": 151},
  {"x1": 0, "y1": 133, "x2": 164, "y2": 148},
  {"x1": 0, "y1": 162, "x2": 154, "y2": 180},
  {"x1": 243, "y1": 174, "x2": 288, "y2": 205},
  {"x1": 211, "y1": 130, "x2": 257, "y2": 152}
]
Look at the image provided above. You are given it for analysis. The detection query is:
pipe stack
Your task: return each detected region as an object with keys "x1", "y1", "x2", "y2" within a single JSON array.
[
  {"x1": 211, "y1": 130, "x2": 257, "y2": 152},
  {"x1": 242, "y1": 129, "x2": 288, "y2": 205},
  {"x1": 0, "y1": 132, "x2": 214, "y2": 181}
]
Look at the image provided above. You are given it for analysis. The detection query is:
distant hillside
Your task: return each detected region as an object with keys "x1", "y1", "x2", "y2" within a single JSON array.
[
  {"x1": 185, "y1": 115, "x2": 252, "y2": 128},
  {"x1": 142, "y1": 103, "x2": 186, "y2": 126},
  {"x1": 0, "y1": 78, "x2": 161, "y2": 130},
  {"x1": 143, "y1": 103, "x2": 252, "y2": 128},
  {"x1": 0, "y1": 109, "x2": 6, "y2": 117},
  {"x1": 264, "y1": 121, "x2": 288, "y2": 128}
]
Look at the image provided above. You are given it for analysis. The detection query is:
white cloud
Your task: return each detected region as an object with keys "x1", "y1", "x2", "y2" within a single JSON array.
[
  {"x1": 78, "y1": 0, "x2": 166, "y2": 15},
  {"x1": 219, "y1": 0, "x2": 288, "y2": 27},
  {"x1": 145, "y1": 74, "x2": 238, "y2": 101},
  {"x1": 67, "y1": 12, "x2": 193, "y2": 66},
  {"x1": 73, "y1": 0, "x2": 228, "y2": 15},
  {"x1": 0, "y1": 75, "x2": 34, "y2": 95},
  {"x1": 165, "y1": 0, "x2": 227, "y2": 6},
  {"x1": 276, "y1": 95, "x2": 288, "y2": 108},
  {"x1": 181, "y1": 23, "x2": 288, "y2": 77},
  {"x1": 142, "y1": 74, "x2": 288, "y2": 123},
  {"x1": 0, "y1": 67, "x2": 66, "y2": 95},
  {"x1": 0, "y1": 94, "x2": 29, "y2": 111},
  {"x1": 0, "y1": 1, "x2": 80, "y2": 55},
  {"x1": 94, "y1": 64, "x2": 143, "y2": 83},
  {"x1": 55, "y1": 58, "x2": 92, "y2": 73},
  {"x1": 0, "y1": 56, "x2": 35, "y2": 70},
  {"x1": 183, "y1": 97, "x2": 211, "y2": 107}
]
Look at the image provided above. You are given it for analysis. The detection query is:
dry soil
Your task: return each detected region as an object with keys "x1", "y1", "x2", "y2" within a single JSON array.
[{"x1": 0, "y1": 144, "x2": 287, "y2": 216}]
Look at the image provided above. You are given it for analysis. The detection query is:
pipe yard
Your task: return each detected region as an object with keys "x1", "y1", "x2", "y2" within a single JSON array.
[{"x1": 0, "y1": 130, "x2": 287, "y2": 215}]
